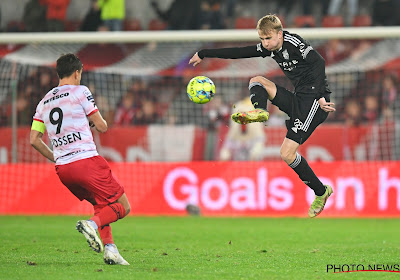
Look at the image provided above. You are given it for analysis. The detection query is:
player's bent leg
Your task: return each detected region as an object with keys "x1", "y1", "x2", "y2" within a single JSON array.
[
  {"x1": 249, "y1": 76, "x2": 277, "y2": 101},
  {"x1": 76, "y1": 220, "x2": 104, "y2": 253},
  {"x1": 104, "y1": 244, "x2": 130, "y2": 265},
  {"x1": 308, "y1": 185, "x2": 333, "y2": 218},
  {"x1": 116, "y1": 193, "x2": 131, "y2": 216},
  {"x1": 231, "y1": 76, "x2": 275, "y2": 125}
]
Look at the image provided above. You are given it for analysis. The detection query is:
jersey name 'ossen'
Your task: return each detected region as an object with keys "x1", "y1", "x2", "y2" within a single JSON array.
[{"x1": 33, "y1": 85, "x2": 99, "y2": 164}]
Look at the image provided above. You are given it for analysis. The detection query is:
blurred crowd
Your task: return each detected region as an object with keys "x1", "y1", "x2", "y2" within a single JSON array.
[
  {"x1": 1, "y1": 0, "x2": 400, "y2": 33},
  {"x1": 0, "y1": 65, "x2": 398, "y2": 130}
]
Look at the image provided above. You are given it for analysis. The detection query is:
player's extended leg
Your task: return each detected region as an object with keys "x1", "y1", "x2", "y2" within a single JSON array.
[
  {"x1": 280, "y1": 138, "x2": 333, "y2": 217},
  {"x1": 99, "y1": 194, "x2": 131, "y2": 265},
  {"x1": 77, "y1": 193, "x2": 131, "y2": 256},
  {"x1": 99, "y1": 223, "x2": 129, "y2": 266},
  {"x1": 231, "y1": 76, "x2": 276, "y2": 124}
]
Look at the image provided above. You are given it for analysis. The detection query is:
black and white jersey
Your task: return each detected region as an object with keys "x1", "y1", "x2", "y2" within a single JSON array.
[{"x1": 198, "y1": 30, "x2": 331, "y2": 98}]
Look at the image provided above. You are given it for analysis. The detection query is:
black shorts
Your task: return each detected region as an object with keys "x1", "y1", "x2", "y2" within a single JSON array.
[{"x1": 271, "y1": 85, "x2": 329, "y2": 144}]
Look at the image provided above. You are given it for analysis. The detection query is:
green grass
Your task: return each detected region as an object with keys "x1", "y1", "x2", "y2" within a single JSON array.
[{"x1": 1, "y1": 216, "x2": 399, "y2": 279}]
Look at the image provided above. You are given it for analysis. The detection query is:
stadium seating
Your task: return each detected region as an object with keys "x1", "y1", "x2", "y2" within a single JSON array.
[
  {"x1": 234, "y1": 16, "x2": 257, "y2": 29},
  {"x1": 6, "y1": 21, "x2": 25, "y2": 32},
  {"x1": 148, "y1": 19, "x2": 167, "y2": 31},
  {"x1": 352, "y1": 15, "x2": 372, "y2": 27},
  {"x1": 322, "y1": 15, "x2": 344, "y2": 27},
  {"x1": 64, "y1": 20, "x2": 82, "y2": 32},
  {"x1": 124, "y1": 19, "x2": 142, "y2": 31},
  {"x1": 293, "y1": 15, "x2": 316, "y2": 28}
]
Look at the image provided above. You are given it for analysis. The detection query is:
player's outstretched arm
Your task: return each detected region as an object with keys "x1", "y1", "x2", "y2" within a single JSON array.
[
  {"x1": 88, "y1": 111, "x2": 108, "y2": 133},
  {"x1": 188, "y1": 52, "x2": 202, "y2": 67},
  {"x1": 30, "y1": 130, "x2": 55, "y2": 162}
]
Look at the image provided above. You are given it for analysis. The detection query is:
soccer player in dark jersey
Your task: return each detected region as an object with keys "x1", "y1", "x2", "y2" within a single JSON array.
[{"x1": 189, "y1": 14, "x2": 336, "y2": 217}]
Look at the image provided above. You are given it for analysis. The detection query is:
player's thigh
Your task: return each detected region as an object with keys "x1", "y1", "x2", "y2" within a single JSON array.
[
  {"x1": 285, "y1": 97, "x2": 328, "y2": 144},
  {"x1": 56, "y1": 164, "x2": 97, "y2": 204},
  {"x1": 57, "y1": 156, "x2": 125, "y2": 206},
  {"x1": 87, "y1": 156, "x2": 125, "y2": 206},
  {"x1": 270, "y1": 84, "x2": 294, "y2": 116},
  {"x1": 249, "y1": 76, "x2": 277, "y2": 99}
]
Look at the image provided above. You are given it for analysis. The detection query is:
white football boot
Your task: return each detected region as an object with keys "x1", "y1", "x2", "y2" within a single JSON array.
[
  {"x1": 104, "y1": 244, "x2": 130, "y2": 265},
  {"x1": 76, "y1": 220, "x2": 104, "y2": 253}
]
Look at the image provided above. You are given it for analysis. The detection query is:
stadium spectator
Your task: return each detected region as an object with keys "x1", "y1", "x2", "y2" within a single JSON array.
[
  {"x1": 372, "y1": 0, "x2": 399, "y2": 26},
  {"x1": 363, "y1": 95, "x2": 380, "y2": 123},
  {"x1": 150, "y1": 0, "x2": 202, "y2": 30},
  {"x1": 16, "y1": 92, "x2": 30, "y2": 125},
  {"x1": 277, "y1": 0, "x2": 315, "y2": 20},
  {"x1": 200, "y1": 0, "x2": 225, "y2": 29},
  {"x1": 97, "y1": 0, "x2": 125, "y2": 31},
  {"x1": 114, "y1": 92, "x2": 136, "y2": 125},
  {"x1": 135, "y1": 98, "x2": 159, "y2": 125},
  {"x1": 23, "y1": 0, "x2": 47, "y2": 32},
  {"x1": 219, "y1": 97, "x2": 265, "y2": 161},
  {"x1": 43, "y1": 0, "x2": 71, "y2": 32},
  {"x1": 30, "y1": 53, "x2": 131, "y2": 265},
  {"x1": 343, "y1": 98, "x2": 364, "y2": 126},
  {"x1": 204, "y1": 95, "x2": 230, "y2": 131},
  {"x1": 320, "y1": 39, "x2": 350, "y2": 65},
  {"x1": 328, "y1": 0, "x2": 358, "y2": 25},
  {"x1": 224, "y1": 0, "x2": 237, "y2": 28},
  {"x1": 382, "y1": 74, "x2": 398, "y2": 107},
  {"x1": 189, "y1": 14, "x2": 335, "y2": 218},
  {"x1": 381, "y1": 73, "x2": 398, "y2": 120},
  {"x1": 80, "y1": 0, "x2": 102, "y2": 32}
]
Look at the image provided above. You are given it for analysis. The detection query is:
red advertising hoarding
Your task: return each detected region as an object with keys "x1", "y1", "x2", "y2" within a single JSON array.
[{"x1": 1, "y1": 161, "x2": 400, "y2": 217}]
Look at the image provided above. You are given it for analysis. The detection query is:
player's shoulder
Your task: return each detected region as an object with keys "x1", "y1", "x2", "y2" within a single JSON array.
[
  {"x1": 70, "y1": 85, "x2": 92, "y2": 96},
  {"x1": 283, "y1": 30, "x2": 307, "y2": 48},
  {"x1": 38, "y1": 87, "x2": 62, "y2": 106}
]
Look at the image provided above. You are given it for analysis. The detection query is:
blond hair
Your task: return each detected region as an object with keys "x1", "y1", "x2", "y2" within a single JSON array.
[{"x1": 256, "y1": 14, "x2": 283, "y2": 34}]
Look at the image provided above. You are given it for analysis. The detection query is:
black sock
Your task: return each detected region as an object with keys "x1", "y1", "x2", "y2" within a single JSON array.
[
  {"x1": 288, "y1": 153, "x2": 326, "y2": 196},
  {"x1": 249, "y1": 82, "x2": 269, "y2": 110}
]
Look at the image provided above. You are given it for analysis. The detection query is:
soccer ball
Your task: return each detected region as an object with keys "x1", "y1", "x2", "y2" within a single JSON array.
[{"x1": 187, "y1": 76, "x2": 215, "y2": 104}]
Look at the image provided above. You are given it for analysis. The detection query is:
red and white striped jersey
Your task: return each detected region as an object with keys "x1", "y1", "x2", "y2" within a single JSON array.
[{"x1": 33, "y1": 84, "x2": 99, "y2": 165}]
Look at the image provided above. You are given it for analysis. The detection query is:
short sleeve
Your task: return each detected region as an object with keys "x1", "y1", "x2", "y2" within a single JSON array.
[
  {"x1": 78, "y1": 86, "x2": 98, "y2": 116},
  {"x1": 33, "y1": 104, "x2": 43, "y2": 123}
]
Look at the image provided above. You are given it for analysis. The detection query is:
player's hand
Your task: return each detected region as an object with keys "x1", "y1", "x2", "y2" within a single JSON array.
[
  {"x1": 318, "y1": 97, "x2": 336, "y2": 112},
  {"x1": 189, "y1": 52, "x2": 202, "y2": 67}
]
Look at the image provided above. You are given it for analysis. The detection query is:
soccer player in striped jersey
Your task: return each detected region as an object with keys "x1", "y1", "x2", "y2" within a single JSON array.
[
  {"x1": 30, "y1": 53, "x2": 131, "y2": 265},
  {"x1": 189, "y1": 14, "x2": 336, "y2": 217}
]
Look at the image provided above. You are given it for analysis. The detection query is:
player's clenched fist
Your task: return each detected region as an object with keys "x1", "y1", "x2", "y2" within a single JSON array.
[{"x1": 189, "y1": 52, "x2": 202, "y2": 66}]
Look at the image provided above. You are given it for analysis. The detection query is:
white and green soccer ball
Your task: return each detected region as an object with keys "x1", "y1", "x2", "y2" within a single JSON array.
[{"x1": 187, "y1": 76, "x2": 215, "y2": 104}]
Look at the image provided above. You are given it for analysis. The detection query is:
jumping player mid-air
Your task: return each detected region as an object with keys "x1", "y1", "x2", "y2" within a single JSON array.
[
  {"x1": 189, "y1": 14, "x2": 336, "y2": 217},
  {"x1": 30, "y1": 53, "x2": 131, "y2": 264}
]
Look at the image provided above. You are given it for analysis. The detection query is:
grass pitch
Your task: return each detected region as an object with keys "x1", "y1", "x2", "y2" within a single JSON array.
[{"x1": 1, "y1": 216, "x2": 399, "y2": 279}]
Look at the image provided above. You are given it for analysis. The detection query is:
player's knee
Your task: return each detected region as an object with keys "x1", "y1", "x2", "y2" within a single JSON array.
[
  {"x1": 249, "y1": 76, "x2": 274, "y2": 93},
  {"x1": 280, "y1": 147, "x2": 296, "y2": 164},
  {"x1": 124, "y1": 203, "x2": 131, "y2": 216},
  {"x1": 249, "y1": 76, "x2": 265, "y2": 85}
]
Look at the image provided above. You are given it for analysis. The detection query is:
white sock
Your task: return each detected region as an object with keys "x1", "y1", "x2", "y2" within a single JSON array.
[
  {"x1": 87, "y1": 219, "x2": 98, "y2": 230},
  {"x1": 105, "y1": 243, "x2": 119, "y2": 253}
]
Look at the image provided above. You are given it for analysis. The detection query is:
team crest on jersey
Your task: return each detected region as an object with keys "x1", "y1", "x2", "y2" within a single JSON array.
[
  {"x1": 256, "y1": 43, "x2": 263, "y2": 52},
  {"x1": 282, "y1": 49, "x2": 289, "y2": 60},
  {"x1": 52, "y1": 89, "x2": 59, "y2": 95}
]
